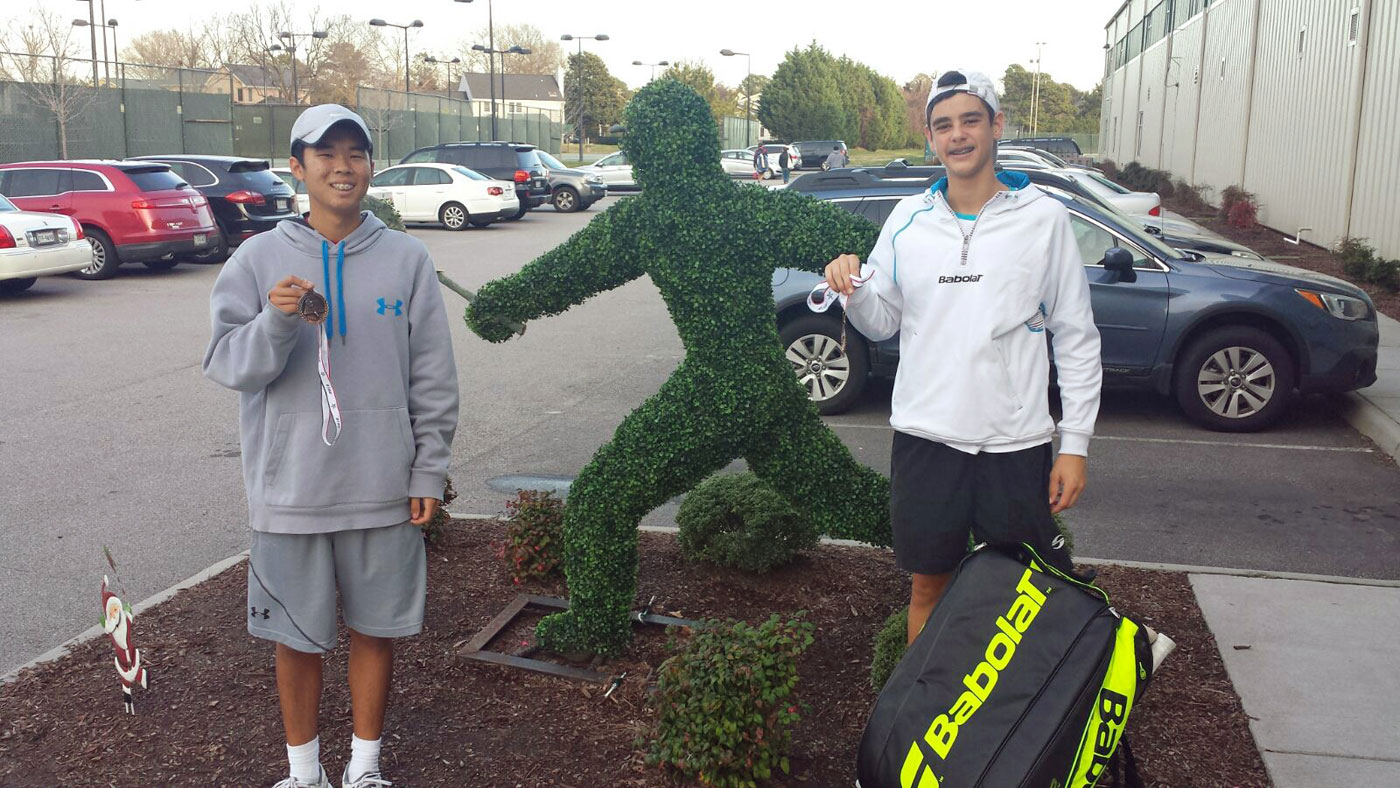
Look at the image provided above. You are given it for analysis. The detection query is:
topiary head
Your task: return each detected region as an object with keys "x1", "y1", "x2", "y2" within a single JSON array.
[{"x1": 620, "y1": 79, "x2": 724, "y2": 192}]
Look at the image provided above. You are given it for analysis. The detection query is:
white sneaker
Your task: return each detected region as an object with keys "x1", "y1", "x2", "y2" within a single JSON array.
[
  {"x1": 341, "y1": 765, "x2": 392, "y2": 788},
  {"x1": 273, "y1": 766, "x2": 331, "y2": 788}
]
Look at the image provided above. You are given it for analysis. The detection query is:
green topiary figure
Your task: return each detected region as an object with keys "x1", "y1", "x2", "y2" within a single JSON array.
[{"x1": 465, "y1": 80, "x2": 890, "y2": 655}]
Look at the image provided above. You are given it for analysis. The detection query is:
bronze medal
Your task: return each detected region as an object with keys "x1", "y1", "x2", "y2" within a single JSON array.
[{"x1": 298, "y1": 289, "x2": 329, "y2": 325}]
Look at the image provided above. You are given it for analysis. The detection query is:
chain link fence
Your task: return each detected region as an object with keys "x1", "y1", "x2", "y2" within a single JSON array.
[{"x1": 0, "y1": 57, "x2": 565, "y2": 166}]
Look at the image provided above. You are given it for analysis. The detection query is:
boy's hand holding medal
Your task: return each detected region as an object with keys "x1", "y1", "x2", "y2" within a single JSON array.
[{"x1": 268, "y1": 276, "x2": 318, "y2": 317}]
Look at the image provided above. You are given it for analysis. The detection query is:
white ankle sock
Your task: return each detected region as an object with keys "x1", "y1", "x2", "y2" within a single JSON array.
[
  {"x1": 287, "y1": 737, "x2": 321, "y2": 782},
  {"x1": 347, "y1": 734, "x2": 381, "y2": 781}
]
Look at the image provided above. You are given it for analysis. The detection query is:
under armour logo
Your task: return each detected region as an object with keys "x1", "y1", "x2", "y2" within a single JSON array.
[
  {"x1": 376, "y1": 298, "x2": 403, "y2": 316},
  {"x1": 250, "y1": 606, "x2": 270, "y2": 620}
]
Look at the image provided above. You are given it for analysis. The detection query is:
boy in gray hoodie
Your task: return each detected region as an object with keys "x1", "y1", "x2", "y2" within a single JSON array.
[{"x1": 203, "y1": 105, "x2": 459, "y2": 788}]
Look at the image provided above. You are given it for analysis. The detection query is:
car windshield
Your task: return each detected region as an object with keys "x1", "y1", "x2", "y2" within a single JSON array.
[
  {"x1": 453, "y1": 166, "x2": 489, "y2": 181},
  {"x1": 536, "y1": 151, "x2": 567, "y2": 170},
  {"x1": 124, "y1": 167, "x2": 187, "y2": 192},
  {"x1": 515, "y1": 149, "x2": 544, "y2": 170},
  {"x1": 226, "y1": 164, "x2": 288, "y2": 192},
  {"x1": 1087, "y1": 170, "x2": 1132, "y2": 194},
  {"x1": 0, "y1": 194, "x2": 16, "y2": 212},
  {"x1": 1009, "y1": 147, "x2": 1068, "y2": 167}
]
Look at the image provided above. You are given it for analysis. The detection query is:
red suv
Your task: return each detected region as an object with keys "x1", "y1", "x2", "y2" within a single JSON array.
[{"x1": 0, "y1": 160, "x2": 218, "y2": 279}]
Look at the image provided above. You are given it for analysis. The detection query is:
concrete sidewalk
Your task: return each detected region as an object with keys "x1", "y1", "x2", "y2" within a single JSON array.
[
  {"x1": 1192, "y1": 574, "x2": 1400, "y2": 787},
  {"x1": 1343, "y1": 311, "x2": 1400, "y2": 459}
]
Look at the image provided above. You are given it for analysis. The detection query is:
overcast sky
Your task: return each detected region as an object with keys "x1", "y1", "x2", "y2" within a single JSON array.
[{"x1": 26, "y1": 0, "x2": 1123, "y2": 92}]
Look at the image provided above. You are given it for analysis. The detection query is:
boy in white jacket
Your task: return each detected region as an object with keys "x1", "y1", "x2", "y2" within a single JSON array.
[{"x1": 825, "y1": 70, "x2": 1102, "y2": 644}]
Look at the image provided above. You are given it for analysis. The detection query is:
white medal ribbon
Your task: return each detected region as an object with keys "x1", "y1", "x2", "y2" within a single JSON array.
[
  {"x1": 316, "y1": 328, "x2": 342, "y2": 446},
  {"x1": 807, "y1": 264, "x2": 874, "y2": 313}
]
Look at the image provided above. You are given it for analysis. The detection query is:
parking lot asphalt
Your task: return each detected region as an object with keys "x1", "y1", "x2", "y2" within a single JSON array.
[{"x1": 2, "y1": 194, "x2": 1397, "y2": 676}]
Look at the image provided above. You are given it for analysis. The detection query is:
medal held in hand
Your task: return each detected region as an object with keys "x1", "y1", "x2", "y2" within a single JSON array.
[
  {"x1": 297, "y1": 287, "x2": 329, "y2": 325},
  {"x1": 297, "y1": 285, "x2": 342, "y2": 446}
]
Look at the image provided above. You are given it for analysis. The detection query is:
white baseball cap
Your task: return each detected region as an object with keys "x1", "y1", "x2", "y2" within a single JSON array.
[
  {"x1": 290, "y1": 104, "x2": 374, "y2": 153},
  {"x1": 925, "y1": 70, "x2": 1000, "y2": 123}
]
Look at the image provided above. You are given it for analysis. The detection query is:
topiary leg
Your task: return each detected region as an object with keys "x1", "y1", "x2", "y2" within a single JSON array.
[
  {"x1": 746, "y1": 384, "x2": 892, "y2": 547},
  {"x1": 537, "y1": 365, "x2": 742, "y2": 656}
]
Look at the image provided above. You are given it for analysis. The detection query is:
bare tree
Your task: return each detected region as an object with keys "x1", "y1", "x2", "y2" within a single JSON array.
[
  {"x1": 357, "y1": 88, "x2": 406, "y2": 168},
  {"x1": 1, "y1": 7, "x2": 98, "y2": 157},
  {"x1": 456, "y1": 23, "x2": 564, "y2": 76},
  {"x1": 125, "y1": 27, "x2": 214, "y2": 69}
]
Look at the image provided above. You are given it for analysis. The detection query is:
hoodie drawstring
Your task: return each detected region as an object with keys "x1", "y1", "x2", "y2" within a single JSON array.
[
  {"x1": 320, "y1": 240, "x2": 347, "y2": 345},
  {"x1": 335, "y1": 242, "x2": 346, "y2": 345}
]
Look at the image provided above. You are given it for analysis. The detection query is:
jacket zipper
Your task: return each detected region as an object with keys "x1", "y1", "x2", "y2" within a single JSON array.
[{"x1": 943, "y1": 191, "x2": 1004, "y2": 267}]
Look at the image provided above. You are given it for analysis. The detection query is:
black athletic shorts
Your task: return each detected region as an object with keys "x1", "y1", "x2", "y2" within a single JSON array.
[{"x1": 889, "y1": 431, "x2": 1073, "y2": 576}]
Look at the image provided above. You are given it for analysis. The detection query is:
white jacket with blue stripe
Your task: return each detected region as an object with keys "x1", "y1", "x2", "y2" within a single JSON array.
[{"x1": 844, "y1": 172, "x2": 1102, "y2": 456}]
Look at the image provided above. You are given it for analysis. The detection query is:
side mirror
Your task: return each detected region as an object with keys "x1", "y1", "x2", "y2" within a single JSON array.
[{"x1": 1102, "y1": 247, "x2": 1137, "y2": 283}]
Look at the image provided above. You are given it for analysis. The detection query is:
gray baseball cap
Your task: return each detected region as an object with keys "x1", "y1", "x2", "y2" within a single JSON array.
[
  {"x1": 925, "y1": 70, "x2": 1000, "y2": 122},
  {"x1": 290, "y1": 104, "x2": 374, "y2": 153}
]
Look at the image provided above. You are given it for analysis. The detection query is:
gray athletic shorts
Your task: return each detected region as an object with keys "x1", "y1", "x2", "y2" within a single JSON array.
[{"x1": 246, "y1": 523, "x2": 427, "y2": 654}]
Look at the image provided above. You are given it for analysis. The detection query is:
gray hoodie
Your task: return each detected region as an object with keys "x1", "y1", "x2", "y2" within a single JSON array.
[{"x1": 203, "y1": 212, "x2": 459, "y2": 534}]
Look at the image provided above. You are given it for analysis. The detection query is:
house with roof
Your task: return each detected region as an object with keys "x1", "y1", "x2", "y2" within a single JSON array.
[
  {"x1": 456, "y1": 72, "x2": 564, "y2": 114},
  {"x1": 202, "y1": 63, "x2": 300, "y2": 105}
]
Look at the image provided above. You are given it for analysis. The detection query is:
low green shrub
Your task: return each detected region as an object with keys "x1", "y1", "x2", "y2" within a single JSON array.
[
  {"x1": 646, "y1": 613, "x2": 814, "y2": 787},
  {"x1": 870, "y1": 606, "x2": 908, "y2": 692},
  {"x1": 362, "y1": 195, "x2": 405, "y2": 231},
  {"x1": 676, "y1": 472, "x2": 819, "y2": 573},
  {"x1": 1337, "y1": 237, "x2": 1378, "y2": 281},
  {"x1": 422, "y1": 476, "x2": 457, "y2": 546},
  {"x1": 502, "y1": 489, "x2": 566, "y2": 585},
  {"x1": 1172, "y1": 178, "x2": 1213, "y2": 215},
  {"x1": 1369, "y1": 259, "x2": 1400, "y2": 293}
]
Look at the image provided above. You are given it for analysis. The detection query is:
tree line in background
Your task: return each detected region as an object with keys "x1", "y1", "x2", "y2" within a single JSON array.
[{"x1": 2, "y1": 2, "x2": 1100, "y2": 151}]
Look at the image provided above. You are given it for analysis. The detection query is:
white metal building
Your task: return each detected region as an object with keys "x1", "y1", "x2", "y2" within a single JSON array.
[{"x1": 1100, "y1": 0, "x2": 1399, "y2": 258}]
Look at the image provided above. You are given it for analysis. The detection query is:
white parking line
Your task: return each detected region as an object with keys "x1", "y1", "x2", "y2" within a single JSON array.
[{"x1": 821, "y1": 422, "x2": 1373, "y2": 453}]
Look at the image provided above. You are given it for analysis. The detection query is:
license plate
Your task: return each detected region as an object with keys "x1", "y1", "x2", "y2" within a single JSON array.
[
  {"x1": 193, "y1": 233, "x2": 208, "y2": 247},
  {"x1": 34, "y1": 230, "x2": 57, "y2": 246},
  {"x1": 277, "y1": 199, "x2": 289, "y2": 212}
]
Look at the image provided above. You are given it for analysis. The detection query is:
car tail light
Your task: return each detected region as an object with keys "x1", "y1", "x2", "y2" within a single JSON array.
[
  {"x1": 0, "y1": 225, "x2": 14, "y2": 249},
  {"x1": 1148, "y1": 204, "x2": 1161, "y2": 216},
  {"x1": 225, "y1": 190, "x2": 266, "y2": 205},
  {"x1": 131, "y1": 198, "x2": 154, "y2": 209},
  {"x1": 513, "y1": 169, "x2": 529, "y2": 183},
  {"x1": 191, "y1": 195, "x2": 209, "y2": 207},
  {"x1": 488, "y1": 186, "x2": 504, "y2": 196},
  {"x1": 70, "y1": 218, "x2": 84, "y2": 240}
]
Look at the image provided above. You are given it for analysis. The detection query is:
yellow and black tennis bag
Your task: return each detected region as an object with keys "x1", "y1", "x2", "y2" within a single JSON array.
[{"x1": 856, "y1": 544, "x2": 1155, "y2": 788}]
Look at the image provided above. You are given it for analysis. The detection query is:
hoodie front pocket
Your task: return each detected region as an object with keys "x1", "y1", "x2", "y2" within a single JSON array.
[
  {"x1": 993, "y1": 338, "x2": 1024, "y2": 412},
  {"x1": 262, "y1": 407, "x2": 414, "y2": 509}
]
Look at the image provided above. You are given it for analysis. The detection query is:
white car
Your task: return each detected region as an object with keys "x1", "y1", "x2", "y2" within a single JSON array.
[
  {"x1": 576, "y1": 152, "x2": 636, "y2": 190},
  {"x1": 745, "y1": 144, "x2": 801, "y2": 178},
  {"x1": 1053, "y1": 167, "x2": 1162, "y2": 218},
  {"x1": 0, "y1": 193, "x2": 91, "y2": 294},
  {"x1": 995, "y1": 149, "x2": 1053, "y2": 169},
  {"x1": 721, "y1": 149, "x2": 759, "y2": 177},
  {"x1": 366, "y1": 163, "x2": 519, "y2": 230},
  {"x1": 271, "y1": 168, "x2": 310, "y2": 215}
]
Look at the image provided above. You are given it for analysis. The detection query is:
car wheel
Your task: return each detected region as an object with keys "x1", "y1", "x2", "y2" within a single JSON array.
[
  {"x1": 1174, "y1": 326, "x2": 1295, "y2": 432},
  {"x1": 74, "y1": 228, "x2": 120, "y2": 280},
  {"x1": 552, "y1": 186, "x2": 580, "y2": 213},
  {"x1": 143, "y1": 258, "x2": 180, "y2": 271},
  {"x1": 190, "y1": 228, "x2": 228, "y2": 264},
  {"x1": 507, "y1": 202, "x2": 529, "y2": 221},
  {"x1": 440, "y1": 202, "x2": 469, "y2": 231},
  {"x1": 0, "y1": 277, "x2": 37, "y2": 294},
  {"x1": 780, "y1": 314, "x2": 870, "y2": 415}
]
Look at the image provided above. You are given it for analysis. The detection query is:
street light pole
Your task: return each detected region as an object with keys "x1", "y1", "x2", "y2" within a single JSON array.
[
  {"x1": 1032, "y1": 41, "x2": 1046, "y2": 136},
  {"x1": 424, "y1": 56, "x2": 462, "y2": 99},
  {"x1": 560, "y1": 34, "x2": 608, "y2": 163},
  {"x1": 720, "y1": 49, "x2": 752, "y2": 147},
  {"x1": 277, "y1": 30, "x2": 328, "y2": 105},
  {"x1": 453, "y1": 0, "x2": 498, "y2": 139},
  {"x1": 632, "y1": 60, "x2": 669, "y2": 81},
  {"x1": 368, "y1": 19, "x2": 424, "y2": 97},
  {"x1": 72, "y1": 17, "x2": 119, "y2": 86},
  {"x1": 75, "y1": 0, "x2": 97, "y2": 85}
]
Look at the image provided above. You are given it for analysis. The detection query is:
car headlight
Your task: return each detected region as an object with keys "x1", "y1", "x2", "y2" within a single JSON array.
[
  {"x1": 1230, "y1": 249, "x2": 1264, "y2": 260},
  {"x1": 586, "y1": 175, "x2": 603, "y2": 184},
  {"x1": 1296, "y1": 289, "x2": 1369, "y2": 321}
]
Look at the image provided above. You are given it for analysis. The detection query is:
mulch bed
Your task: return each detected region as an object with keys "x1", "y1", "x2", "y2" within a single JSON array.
[
  {"x1": 0, "y1": 521, "x2": 1269, "y2": 787},
  {"x1": 1161, "y1": 195, "x2": 1399, "y2": 322}
]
